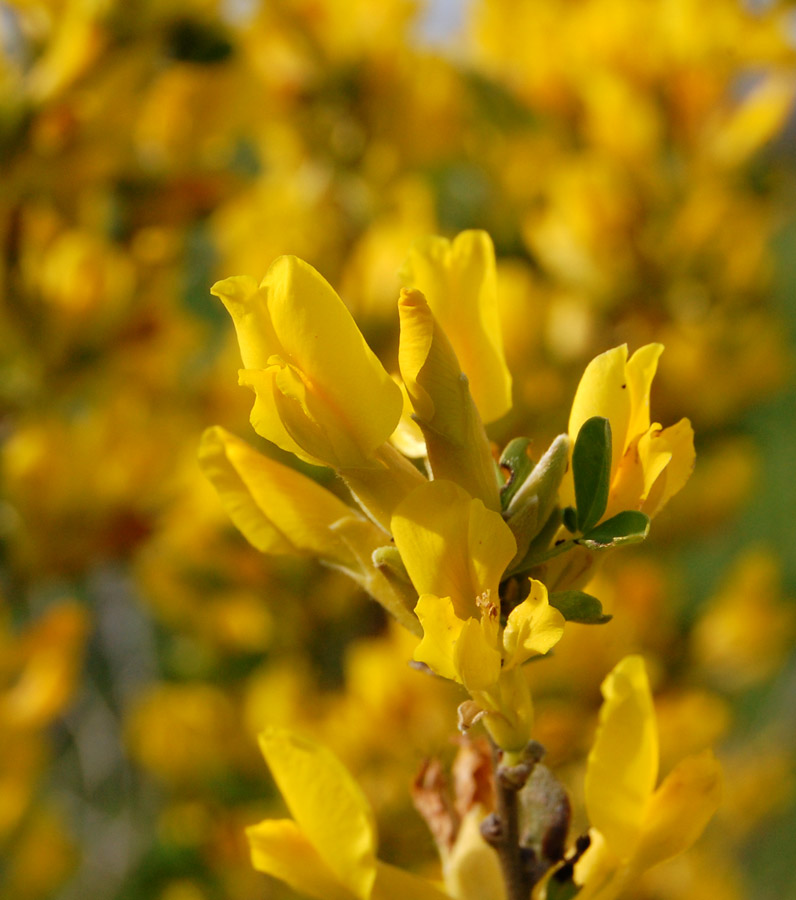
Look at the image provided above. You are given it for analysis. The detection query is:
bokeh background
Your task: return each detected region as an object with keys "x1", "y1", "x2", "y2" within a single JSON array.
[{"x1": 1, "y1": 1, "x2": 796, "y2": 898}]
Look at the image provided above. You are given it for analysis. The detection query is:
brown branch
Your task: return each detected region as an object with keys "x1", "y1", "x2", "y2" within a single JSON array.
[{"x1": 480, "y1": 741, "x2": 545, "y2": 900}]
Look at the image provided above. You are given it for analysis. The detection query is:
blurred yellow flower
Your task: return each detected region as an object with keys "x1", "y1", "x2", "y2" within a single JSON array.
[
  {"x1": 563, "y1": 344, "x2": 695, "y2": 522},
  {"x1": 575, "y1": 656, "x2": 722, "y2": 900},
  {"x1": 248, "y1": 728, "x2": 451, "y2": 900}
]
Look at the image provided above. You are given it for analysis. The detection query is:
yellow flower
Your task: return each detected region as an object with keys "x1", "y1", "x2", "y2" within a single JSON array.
[
  {"x1": 398, "y1": 287, "x2": 500, "y2": 509},
  {"x1": 248, "y1": 728, "x2": 451, "y2": 900},
  {"x1": 212, "y1": 256, "x2": 402, "y2": 470},
  {"x1": 212, "y1": 256, "x2": 424, "y2": 528},
  {"x1": 563, "y1": 344, "x2": 695, "y2": 521},
  {"x1": 399, "y1": 230, "x2": 512, "y2": 424},
  {"x1": 575, "y1": 656, "x2": 722, "y2": 900},
  {"x1": 199, "y1": 426, "x2": 420, "y2": 633},
  {"x1": 392, "y1": 480, "x2": 565, "y2": 749}
]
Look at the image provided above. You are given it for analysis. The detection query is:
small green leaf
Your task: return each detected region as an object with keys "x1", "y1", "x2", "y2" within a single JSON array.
[
  {"x1": 572, "y1": 417, "x2": 611, "y2": 533},
  {"x1": 545, "y1": 871, "x2": 580, "y2": 900},
  {"x1": 549, "y1": 591, "x2": 612, "y2": 624},
  {"x1": 499, "y1": 437, "x2": 535, "y2": 510},
  {"x1": 562, "y1": 506, "x2": 578, "y2": 533},
  {"x1": 579, "y1": 511, "x2": 650, "y2": 549}
]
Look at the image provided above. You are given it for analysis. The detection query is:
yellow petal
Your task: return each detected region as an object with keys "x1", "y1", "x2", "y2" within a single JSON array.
[
  {"x1": 217, "y1": 256, "x2": 402, "y2": 466},
  {"x1": 573, "y1": 829, "x2": 626, "y2": 900},
  {"x1": 454, "y1": 617, "x2": 502, "y2": 692},
  {"x1": 413, "y1": 594, "x2": 464, "y2": 682},
  {"x1": 400, "y1": 231, "x2": 512, "y2": 423},
  {"x1": 247, "y1": 819, "x2": 356, "y2": 900},
  {"x1": 585, "y1": 656, "x2": 659, "y2": 856},
  {"x1": 199, "y1": 426, "x2": 358, "y2": 561},
  {"x1": 389, "y1": 377, "x2": 427, "y2": 458},
  {"x1": 239, "y1": 367, "x2": 317, "y2": 465},
  {"x1": 568, "y1": 345, "x2": 632, "y2": 478},
  {"x1": 502, "y1": 580, "x2": 565, "y2": 668},
  {"x1": 339, "y1": 441, "x2": 427, "y2": 532},
  {"x1": 632, "y1": 750, "x2": 722, "y2": 872},
  {"x1": 641, "y1": 418, "x2": 695, "y2": 518},
  {"x1": 478, "y1": 666, "x2": 535, "y2": 752},
  {"x1": 211, "y1": 276, "x2": 278, "y2": 369},
  {"x1": 625, "y1": 344, "x2": 663, "y2": 452},
  {"x1": 392, "y1": 480, "x2": 516, "y2": 620},
  {"x1": 443, "y1": 807, "x2": 506, "y2": 900},
  {"x1": 398, "y1": 289, "x2": 500, "y2": 509},
  {"x1": 373, "y1": 862, "x2": 452, "y2": 900},
  {"x1": 258, "y1": 729, "x2": 377, "y2": 900}
]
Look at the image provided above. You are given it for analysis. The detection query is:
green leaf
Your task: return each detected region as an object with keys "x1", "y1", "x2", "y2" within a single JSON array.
[
  {"x1": 549, "y1": 591, "x2": 612, "y2": 625},
  {"x1": 572, "y1": 417, "x2": 612, "y2": 533},
  {"x1": 562, "y1": 506, "x2": 578, "y2": 533},
  {"x1": 579, "y1": 511, "x2": 650, "y2": 549},
  {"x1": 499, "y1": 437, "x2": 535, "y2": 510},
  {"x1": 545, "y1": 871, "x2": 580, "y2": 900}
]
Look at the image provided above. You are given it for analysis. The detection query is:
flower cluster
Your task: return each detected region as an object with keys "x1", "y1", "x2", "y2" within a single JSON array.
[{"x1": 203, "y1": 229, "x2": 719, "y2": 898}]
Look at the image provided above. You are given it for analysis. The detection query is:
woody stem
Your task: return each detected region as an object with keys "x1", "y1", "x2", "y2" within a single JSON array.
[{"x1": 480, "y1": 741, "x2": 544, "y2": 900}]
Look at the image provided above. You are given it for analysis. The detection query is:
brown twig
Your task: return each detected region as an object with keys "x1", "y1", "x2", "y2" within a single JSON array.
[{"x1": 480, "y1": 741, "x2": 545, "y2": 900}]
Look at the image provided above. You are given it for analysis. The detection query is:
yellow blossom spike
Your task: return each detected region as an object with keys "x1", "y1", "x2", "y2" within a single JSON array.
[
  {"x1": 258, "y1": 728, "x2": 378, "y2": 900},
  {"x1": 398, "y1": 288, "x2": 500, "y2": 509},
  {"x1": 213, "y1": 256, "x2": 402, "y2": 469},
  {"x1": 400, "y1": 230, "x2": 512, "y2": 423},
  {"x1": 392, "y1": 480, "x2": 516, "y2": 620},
  {"x1": 585, "y1": 656, "x2": 658, "y2": 855},
  {"x1": 632, "y1": 750, "x2": 722, "y2": 873},
  {"x1": 502, "y1": 580, "x2": 565, "y2": 668},
  {"x1": 198, "y1": 426, "x2": 357, "y2": 564},
  {"x1": 247, "y1": 819, "x2": 355, "y2": 900}
]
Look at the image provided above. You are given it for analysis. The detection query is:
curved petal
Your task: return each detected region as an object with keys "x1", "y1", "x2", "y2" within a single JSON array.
[
  {"x1": 625, "y1": 344, "x2": 663, "y2": 452},
  {"x1": 392, "y1": 480, "x2": 516, "y2": 620},
  {"x1": 641, "y1": 418, "x2": 695, "y2": 518},
  {"x1": 632, "y1": 750, "x2": 722, "y2": 872},
  {"x1": 568, "y1": 345, "x2": 631, "y2": 477},
  {"x1": 502, "y1": 580, "x2": 565, "y2": 668},
  {"x1": 413, "y1": 594, "x2": 464, "y2": 682},
  {"x1": 259, "y1": 729, "x2": 378, "y2": 900},
  {"x1": 443, "y1": 807, "x2": 505, "y2": 900},
  {"x1": 216, "y1": 257, "x2": 402, "y2": 467},
  {"x1": 454, "y1": 617, "x2": 502, "y2": 692},
  {"x1": 199, "y1": 426, "x2": 357, "y2": 564},
  {"x1": 398, "y1": 289, "x2": 500, "y2": 508},
  {"x1": 211, "y1": 275, "x2": 278, "y2": 369},
  {"x1": 247, "y1": 819, "x2": 356, "y2": 900},
  {"x1": 400, "y1": 231, "x2": 512, "y2": 423},
  {"x1": 261, "y1": 256, "x2": 402, "y2": 459},
  {"x1": 585, "y1": 656, "x2": 658, "y2": 857}
]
